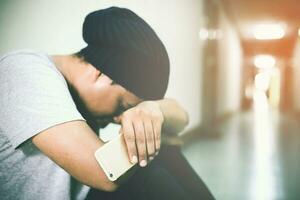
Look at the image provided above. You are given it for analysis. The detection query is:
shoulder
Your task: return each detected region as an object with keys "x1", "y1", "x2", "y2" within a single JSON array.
[
  {"x1": 0, "y1": 49, "x2": 50, "y2": 66},
  {"x1": 0, "y1": 49, "x2": 60, "y2": 77},
  {"x1": 0, "y1": 49, "x2": 66, "y2": 86}
]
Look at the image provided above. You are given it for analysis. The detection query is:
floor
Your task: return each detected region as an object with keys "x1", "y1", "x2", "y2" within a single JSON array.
[{"x1": 182, "y1": 94, "x2": 300, "y2": 200}]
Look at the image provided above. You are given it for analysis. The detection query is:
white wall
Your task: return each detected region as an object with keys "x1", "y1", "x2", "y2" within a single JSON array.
[
  {"x1": 0, "y1": 0, "x2": 205, "y2": 132},
  {"x1": 216, "y1": 11, "x2": 242, "y2": 116}
]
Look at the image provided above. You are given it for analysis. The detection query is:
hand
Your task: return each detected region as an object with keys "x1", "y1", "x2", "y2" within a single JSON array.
[{"x1": 114, "y1": 101, "x2": 164, "y2": 167}]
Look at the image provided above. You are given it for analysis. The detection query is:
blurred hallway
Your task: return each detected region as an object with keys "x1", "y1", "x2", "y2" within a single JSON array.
[
  {"x1": 181, "y1": 1, "x2": 300, "y2": 199},
  {"x1": 183, "y1": 90, "x2": 300, "y2": 200},
  {"x1": 182, "y1": 2, "x2": 300, "y2": 198}
]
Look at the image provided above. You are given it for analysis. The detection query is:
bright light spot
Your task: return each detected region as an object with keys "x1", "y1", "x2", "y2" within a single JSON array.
[
  {"x1": 255, "y1": 72, "x2": 271, "y2": 91},
  {"x1": 199, "y1": 28, "x2": 222, "y2": 40},
  {"x1": 209, "y1": 29, "x2": 222, "y2": 40},
  {"x1": 208, "y1": 30, "x2": 217, "y2": 40},
  {"x1": 253, "y1": 24, "x2": 285, "y2": 40},
  {"x1": 269, "y1": 68, "x2": 281, "y2": 108},
  {"x1": 254, "y1": 55, "x2": 276, "y2": 69},
  {"x1": 199, "y1": 28, "x2": 209, "y2": 40},
  {"x1": 298, "y1": 28, "x2": 300, "y2": 37},
  {"x1": 245, "y1": 85, "x2": 253, "y2": 98}
]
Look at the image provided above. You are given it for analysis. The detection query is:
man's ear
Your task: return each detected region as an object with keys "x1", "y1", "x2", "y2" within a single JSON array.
[{"x1": 113, "y1": 116, "x2": 122, "y2": 124}]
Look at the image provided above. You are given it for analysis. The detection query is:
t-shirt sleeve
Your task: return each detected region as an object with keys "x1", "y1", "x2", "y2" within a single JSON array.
[{"x1": 0, "y1": 54, "x2": 85, "y2": 148}]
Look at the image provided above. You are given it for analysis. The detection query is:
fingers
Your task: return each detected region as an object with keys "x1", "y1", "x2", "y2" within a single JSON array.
[
  {"x1": 152, "y1": 119, "x2": 161, "y2": 155},
  {"x1": 144, "y1": 120, "x2": 156, "y2": 161},
  {"x1": 133, "y1": 120, "x2": 147, "y2": 167},
  {"x1": 119, "y1": 101, "x2": 164, "y2": 167},
  {"x1": 121, "y1": 118, "x2": 138, "y2": 164}
]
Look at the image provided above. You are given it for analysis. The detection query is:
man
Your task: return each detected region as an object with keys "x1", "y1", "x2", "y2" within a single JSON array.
[{"x1": 0, "y1": 7, "x2": 214, "y2": 200}]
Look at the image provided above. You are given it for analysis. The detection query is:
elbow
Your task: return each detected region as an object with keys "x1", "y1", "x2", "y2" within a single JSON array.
[
  {"x1": 176, "y1": 110, "x2": 189, "y2": 133},
  {"x1": 96, "y1": 181, "x2": 118, "y2": 192},
  {"x1": 90, "y1": 175, "x2": 118, "y2": 192},
  {"x1": 103, "y1": 182, "x2": 118, "y2": 192},
  {"x1": 169, "y1": 109, "x2": 189, "y2": 134},
  {"x1": 176, "y1": 108, "x2": 189, "y2": 132},
  {"x1": 182, "y1": 109, "x2": 189, "y2": 128}
]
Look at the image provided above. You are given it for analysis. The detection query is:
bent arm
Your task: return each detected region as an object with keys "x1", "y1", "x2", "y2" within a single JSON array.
[
  {"x1": 32, "y1": 120, "x2": 118, "y2": 192},
  {"x1": 156, "y1": 98, "x2": 189, "y2": 135}
]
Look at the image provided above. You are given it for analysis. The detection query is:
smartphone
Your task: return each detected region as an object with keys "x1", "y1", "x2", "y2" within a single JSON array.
[{"x1": 94, "y1": 133, "x2": 135, "y2": 181}]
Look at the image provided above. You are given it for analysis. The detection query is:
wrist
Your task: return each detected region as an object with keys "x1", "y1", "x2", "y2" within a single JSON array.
[{"x1": 152, "y1": 100, "x2": 165, "y2": 124}]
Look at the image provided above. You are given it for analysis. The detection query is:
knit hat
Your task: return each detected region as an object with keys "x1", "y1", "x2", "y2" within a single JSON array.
[{"x1": 79, "y1": 7, "x2": 170, "y2": 100}]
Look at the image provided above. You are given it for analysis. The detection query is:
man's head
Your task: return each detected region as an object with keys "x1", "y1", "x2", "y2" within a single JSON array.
[
  {"x1": 65, "y1": 7, "x2": 170, "y2": 127},
  {"x1": 79, "y1": 7, "x2": 170, "y2": 100}
]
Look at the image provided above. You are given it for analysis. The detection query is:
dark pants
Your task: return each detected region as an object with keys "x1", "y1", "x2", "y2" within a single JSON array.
[{"x1": 86, "y1": 145, "x2": 215, "y2": 200}]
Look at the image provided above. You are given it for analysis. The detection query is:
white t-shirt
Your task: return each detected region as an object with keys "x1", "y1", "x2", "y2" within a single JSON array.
[{"x1": 0, "y1": 49, "x2": 90, "y2": 200}]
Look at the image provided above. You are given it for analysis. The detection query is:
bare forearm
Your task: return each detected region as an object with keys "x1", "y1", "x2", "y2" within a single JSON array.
[
  {"x1": 32, "y1": 121, "x2": 118, "y2": 192},
  {"x1": 156, "y1": 98, "x2": 189, "y2": 135}
]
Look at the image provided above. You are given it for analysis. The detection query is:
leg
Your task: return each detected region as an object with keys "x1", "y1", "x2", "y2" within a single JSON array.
[
  {"x1": 86, "y1": 160, "x2": 193, "y2": 200},
  {"x1": 154, "y1": 144, "x2": 215, "y2": 200}
]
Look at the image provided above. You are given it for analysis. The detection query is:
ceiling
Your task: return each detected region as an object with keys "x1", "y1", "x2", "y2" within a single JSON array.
[
  {"x1": 223, "y1": 0, "x2": 300, "y2": 25},
  {"x1": 221, "y1": 0, "x2": 300, "y2": 57}
]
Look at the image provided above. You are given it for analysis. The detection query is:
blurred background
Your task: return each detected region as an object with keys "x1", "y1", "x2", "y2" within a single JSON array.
[{"x1": 1, "y1": 0, "x2": 300, "y2": 199}]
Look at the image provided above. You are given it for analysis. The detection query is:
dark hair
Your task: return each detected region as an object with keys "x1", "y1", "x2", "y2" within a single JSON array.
[{"x1": 72, "y1": 51, "x2": 88, "y2": 63}]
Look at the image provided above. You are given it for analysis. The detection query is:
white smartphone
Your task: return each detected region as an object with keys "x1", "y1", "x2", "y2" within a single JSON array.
[{"x1": 94, "y1": 133, "x2": 135, "y2": 181}]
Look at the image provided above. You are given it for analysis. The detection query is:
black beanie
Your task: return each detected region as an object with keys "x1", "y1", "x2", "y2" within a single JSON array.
[{"x1": 79, "y1": 7, "x2": 170, "y2": 100}]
